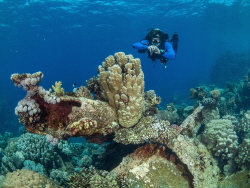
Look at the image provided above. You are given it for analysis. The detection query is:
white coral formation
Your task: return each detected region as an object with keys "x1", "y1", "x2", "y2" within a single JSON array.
[
  {"x1": 15, "y1": 85, "x2": 61, "y2": 118},
  {"x1": 97, "y1": 52, "x2": 145, "y2": 128},
  {"x1": 10, "y1": 71, "x2": 44, "y2": 90},
  {"x1": 33, "y1": 86, "x2": 61, "y2": 104},
  {"x1": 43, "y1": 92, "x2": 61, "y2": 104},
  {"x1": 12, "y1": 72, "x2": 61, "y2": 118},
  {"x1": 200, "y1": 119, "x2": 238, "y2": 160},
  {"x1": 15, "y1": 97, "x2": 40, "y2": 116},
  {"x1": 235, "y1": 139, "x2": 250, "y2": 169},
  {"x1": 46, "y1": 134, "x2": 59, "y2": 146}
]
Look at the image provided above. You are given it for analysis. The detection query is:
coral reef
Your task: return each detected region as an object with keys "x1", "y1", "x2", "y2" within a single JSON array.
[
  {"x1": 200, "y1": 119, "x2": 238, "y2": 161},
  {"x1": 2, "y1": 169, "x2": 62, "y2": 188},
  {"x1": 235, "y1": 139, "x2": 250, "y2": 169},
  {"x1": 112, "y1": 143, "x2": 191, "y2": 188},
  {"x1": 11, "y1": 52, "x2": 147, "y2": 139},
  {"x1": 70, "y1": 142, "x2": 106, "y2": 170},
  {"x1": 0, "y1": 133, "x2": 63, "y2": 175},
  {"x1": 68, "y1": 166, "x2": 121, "y2": 188},
  {"x1": 114, "y1": 107, "x2": 221, "y2": 187},
  {"x1": 167, "y1": 136, "x2": 220, "y2": 188},
  {"x1": 0, "y1": 132, "x2": 109, "y2": 187},
  {"x1": 50, "y1": 169, "x2": 69, "y2": 186},
  {"x1": 74, "y1": 86, "x2": 93, "y2": 99},
  {"x1": 9, "y1": 53, "x2": 250, "y2": 187},
  {"x1": 114, "y1": 116, "x2": 178, "y2": 145},
  {"x1": 22, "y1": 160, "x2": 47, "y2": 175},
  {"x1": 17, "y1": 133, "x2": 62, "y2": 168},
  {"x1": 210, "y1": 89, "x2": 221, "y2": 99},
  {"x1": 143, "y1": 90, "x2": 161, "y2": 116},
  {"x1": 218, "y1": 170, "x2": 250, "y2": 188},
  {"x1": 154, "y1": 103, "x2": 183, "y2": 125},
  {"x1": 238, "y1": 110, "x2": 250, "y2": 138}
]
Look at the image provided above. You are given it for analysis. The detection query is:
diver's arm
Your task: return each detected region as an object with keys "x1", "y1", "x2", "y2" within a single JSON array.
[
  {"x1": 132, "y1": 40, "x2": 150, "y2": 50},
  {"x1": 162, "y1": 42, "x2": 176, "y2": 60}
]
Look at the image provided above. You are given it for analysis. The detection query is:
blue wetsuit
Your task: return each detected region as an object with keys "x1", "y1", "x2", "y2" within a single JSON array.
[{"x1": 132, "y1": 40, "x2": 176, "y2": 60}]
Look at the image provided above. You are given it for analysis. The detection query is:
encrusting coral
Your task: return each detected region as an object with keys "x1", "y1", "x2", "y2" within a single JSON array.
[
  {"x1": 111, "y1": 143, "x2": 191, "y2": 188},
  {"x1": 114, "y1": 116, "x2": 179, "y2": 145}
]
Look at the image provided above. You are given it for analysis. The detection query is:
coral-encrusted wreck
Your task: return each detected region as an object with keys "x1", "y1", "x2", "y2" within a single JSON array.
[
  {"x1": 11, "y1": 52, "x2": 145, "y2": 139},
  {"x1": 12, "y1": 52, "x2": 225, "y2": 188}
]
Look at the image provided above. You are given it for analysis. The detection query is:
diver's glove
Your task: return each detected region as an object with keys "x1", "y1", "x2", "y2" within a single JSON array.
[{"x1": 148, "y1": 45, "x2": 160, "y2": 55}]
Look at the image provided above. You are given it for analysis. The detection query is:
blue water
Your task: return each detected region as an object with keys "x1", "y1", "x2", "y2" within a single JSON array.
[{"x1": 0, "y1": 0, "x2": 250, "y2": 136}]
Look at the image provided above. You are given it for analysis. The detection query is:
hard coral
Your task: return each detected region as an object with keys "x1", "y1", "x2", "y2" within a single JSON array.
[
  {"x1": 68, "y1": 166, "x2": 121, "y2": 188},
  {"x1": 210, "y1": 89, "x2": 221, "y2": 99},
  {"x1": 114, "y1": 116, "x2": 178, "y2": 145},
  {"x1": 96, "y1": 52, "x2": 145, "y2": 128},
  {"x1": 74, "y1": 86, "x2": 93, "y2": 99},
  {"x1": 200, "y1": 119, "x2": 238, "y2": 160},
  {"x1": 2, "y1": 169, "x2": 62, "y2": 188}
]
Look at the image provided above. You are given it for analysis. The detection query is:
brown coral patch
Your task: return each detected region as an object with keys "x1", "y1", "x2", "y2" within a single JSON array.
[{"x1": 24, "y1": 95, "x2": 81, "y2": 138}]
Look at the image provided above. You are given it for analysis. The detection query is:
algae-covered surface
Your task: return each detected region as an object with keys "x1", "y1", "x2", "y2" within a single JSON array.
[{"x1": 218, "y1": 170, "x2": 250, "y2": 188}]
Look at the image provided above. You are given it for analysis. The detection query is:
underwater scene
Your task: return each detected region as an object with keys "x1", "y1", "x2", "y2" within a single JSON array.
[{"x1": 1, "y1": 0, "x2": 250, "y2": 187}]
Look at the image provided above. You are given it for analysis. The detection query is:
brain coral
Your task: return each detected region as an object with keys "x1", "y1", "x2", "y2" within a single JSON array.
[{"x1": 2, "y1": 169, "x2": 62, "y2": 188}]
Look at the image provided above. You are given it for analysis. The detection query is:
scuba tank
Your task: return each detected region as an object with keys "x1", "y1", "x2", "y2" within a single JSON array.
[{"x1": 170, "y1": 32, "x2": 179, "y2": 54}]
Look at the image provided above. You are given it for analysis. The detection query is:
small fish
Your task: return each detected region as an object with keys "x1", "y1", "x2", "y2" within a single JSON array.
[{"x1": 73, "y1": 83, "x2": 76, "y2": 87}]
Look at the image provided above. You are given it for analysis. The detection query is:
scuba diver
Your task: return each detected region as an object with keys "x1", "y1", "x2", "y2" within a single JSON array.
[{"x1": 132, "y1": 28, "x2": 179, "y2": 68}]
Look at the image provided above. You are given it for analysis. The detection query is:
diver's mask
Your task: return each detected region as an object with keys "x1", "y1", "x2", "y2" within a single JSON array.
[{"x1": 151, "y1": 37, "x2": 161, "y2": 46}]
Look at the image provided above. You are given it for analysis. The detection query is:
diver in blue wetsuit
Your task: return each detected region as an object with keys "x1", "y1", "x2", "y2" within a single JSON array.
[{"x1": 132, "y1": 28, "x2": 179, "y2": 68}]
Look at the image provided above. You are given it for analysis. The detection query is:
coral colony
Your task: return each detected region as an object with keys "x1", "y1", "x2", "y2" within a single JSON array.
[{"x1": 5, "y1": 52, "x2": 250, "y2": 187}]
